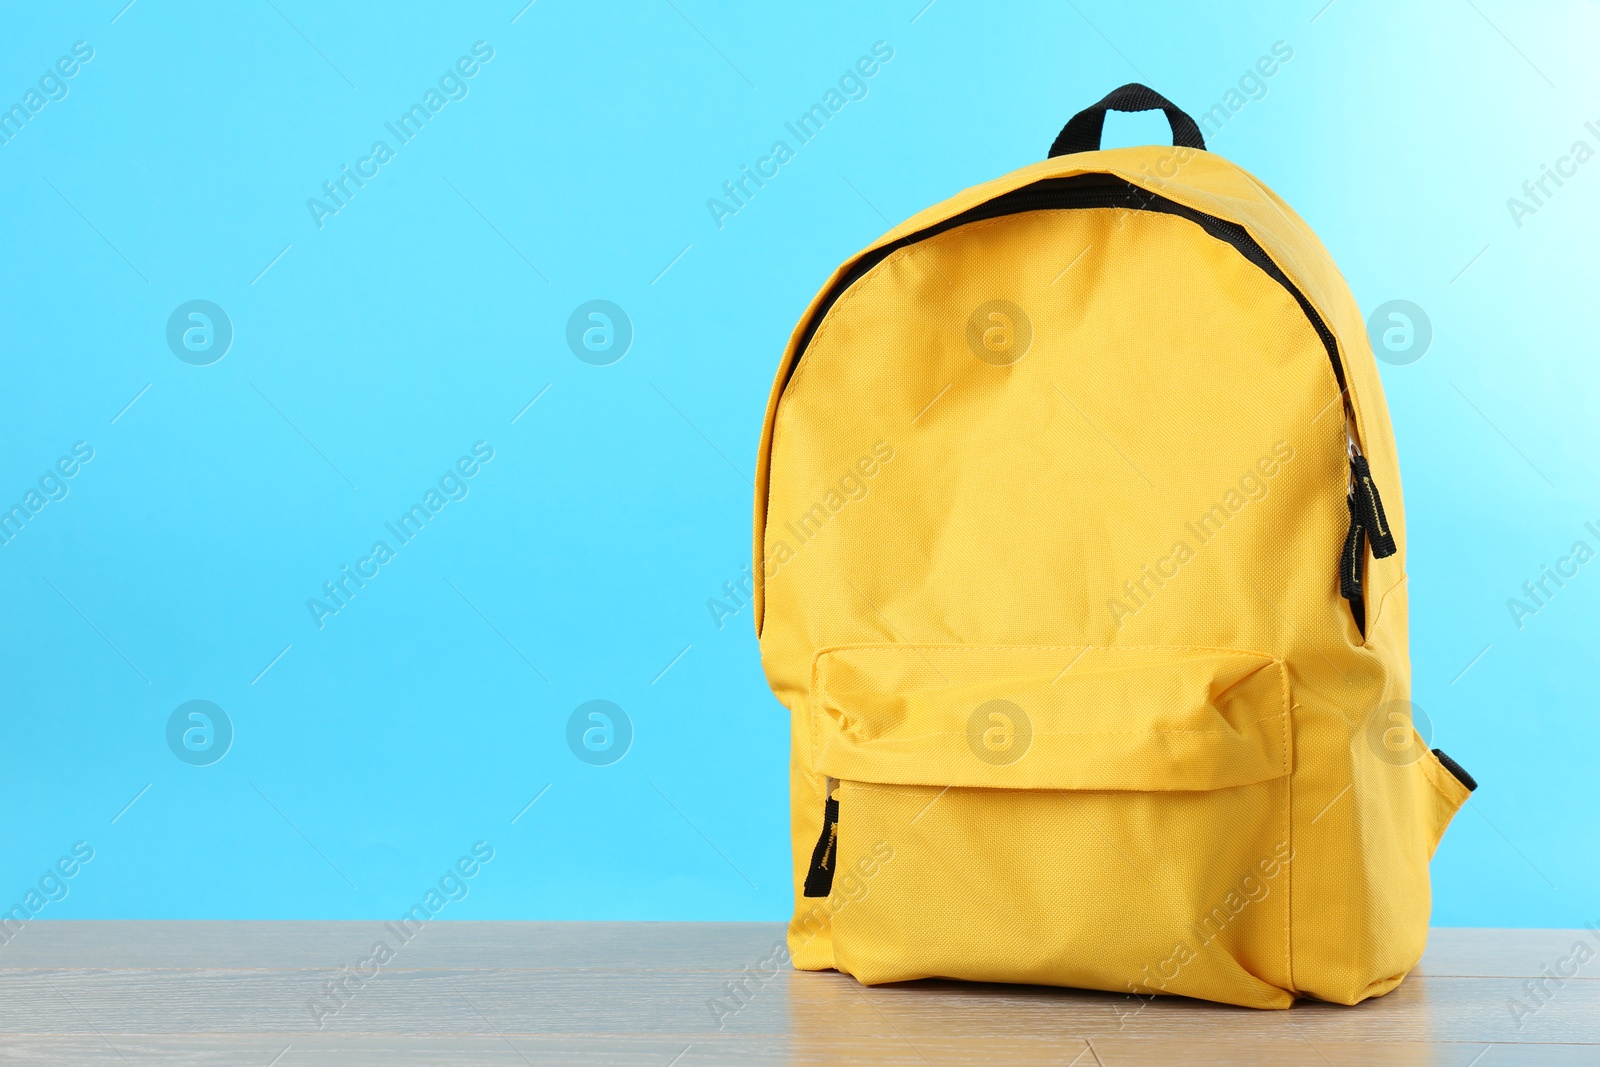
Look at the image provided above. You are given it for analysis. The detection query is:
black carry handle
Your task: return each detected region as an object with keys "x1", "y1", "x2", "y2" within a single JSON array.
[{"x1": 1049, "y1": 83, "x2": 1206, "y2": 157}]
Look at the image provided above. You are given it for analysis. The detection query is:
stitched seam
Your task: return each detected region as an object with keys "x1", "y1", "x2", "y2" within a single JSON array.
[
  {"x1": 1363, "y1": 573, "x2": 1408, "y2": 646},
  {"x1": 821, "y1": 716, "x2": 1288, "y2": 743},
  {"x1": 811, "y1": 646, "x2": 1287, "y2": 749},
  {"x1": 807, "y1": 653, "x2": 825, "y2": 774},
  {"x1": 1420, "y1": 752, "x2": 1467, "y2": 805},
  {"x1": 841, "y1": 777, "x2": 1285, "y2": 798},
  {"x1": 1359, "y1": 473, "x2": 1390, "y2": 542},
  {"x1": 1419, "y1": 755, "x2": 1468, "y2": 853},
  {"x1": 815, "y1": 642, "x2": 1281, "y2": 659},
  {"x1": 1281, "y1": 661, "x2": 1294, "y2": 996}
]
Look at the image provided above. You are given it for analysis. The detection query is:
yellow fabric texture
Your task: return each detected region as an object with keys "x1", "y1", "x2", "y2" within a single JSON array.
[{"x1": 754, "y1": 144, "x2": 1469, "y2": 1008}]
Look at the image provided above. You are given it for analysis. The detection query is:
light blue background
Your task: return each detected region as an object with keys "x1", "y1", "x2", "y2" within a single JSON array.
[{"x1": 2, "y1": 0, "x2": 1595, "y2": 927}]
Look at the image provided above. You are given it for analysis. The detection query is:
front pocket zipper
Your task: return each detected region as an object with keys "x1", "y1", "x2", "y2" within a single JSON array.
[{"x1": 803, "y1": 780, "x2": 840, "y2": 897}]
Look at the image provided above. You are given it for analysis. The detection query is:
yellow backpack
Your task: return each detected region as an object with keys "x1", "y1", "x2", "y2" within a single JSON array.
[{"x1": 753, "y1": 84, "x2": 1475, "y2": 1009}]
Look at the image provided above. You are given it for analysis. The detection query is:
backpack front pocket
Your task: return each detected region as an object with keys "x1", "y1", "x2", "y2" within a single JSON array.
[{"x1": 805, "y1": 644, "x2": 1296, "y2": 1009}]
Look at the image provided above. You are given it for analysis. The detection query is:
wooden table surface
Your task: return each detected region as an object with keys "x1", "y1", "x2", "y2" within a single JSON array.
[{"x1": 0, "y1": 923, "x2": 1593, "y2": 1065}]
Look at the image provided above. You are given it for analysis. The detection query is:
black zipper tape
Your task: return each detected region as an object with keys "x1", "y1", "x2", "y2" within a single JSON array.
[
  {"x1": 802, "y1": 792, "x2": 839, "y2": 897},
  {"x1": 781, "y1": 174, "x2": 1348, "y2": 398}
]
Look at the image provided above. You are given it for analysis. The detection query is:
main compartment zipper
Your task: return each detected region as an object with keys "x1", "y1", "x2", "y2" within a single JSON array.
[
  {"x1": 1341, "y1": 415, "x2": 1398, "y2": 633},
  {"x1": 782, "y1": 173, "x2": 1352, "y2": 396},
  {"x1": 776, "y1": 172, "x2": 1397, "y2": 624}
]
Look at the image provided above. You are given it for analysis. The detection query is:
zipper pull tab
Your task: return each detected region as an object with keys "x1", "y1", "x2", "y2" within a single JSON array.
[
  {"x1": 1349, "y1": 453, "x2": 1397, "y2": 558},
  {"x1": 1340, "y1": 495, "x2": 1366, "y2": 602},
  {"x1": 1345, "y1": 421, "x2": 1397, "y2": 559}
]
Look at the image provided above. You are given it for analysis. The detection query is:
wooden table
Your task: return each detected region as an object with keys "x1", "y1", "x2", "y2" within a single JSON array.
[{"x1": 0, "y1": 923, "x2": 1593, "y2": 1064}]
